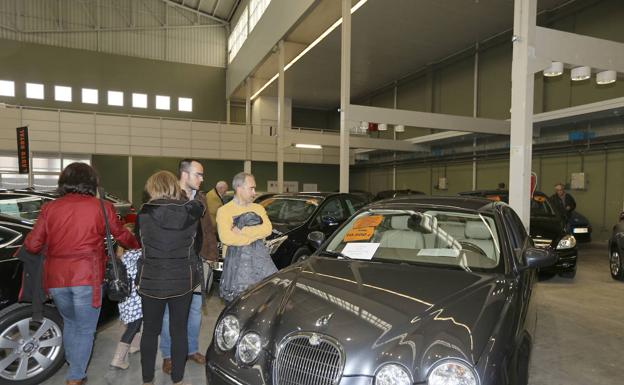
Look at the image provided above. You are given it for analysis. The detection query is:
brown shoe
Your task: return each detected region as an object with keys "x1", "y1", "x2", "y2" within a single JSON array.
[
  {"x1": 187, "y1": 352, "x2": 206, "y2": 364},
  {"x1": 66, "y1": 378, "x2": 87, "y2": 385},
  {"x1": 162, "y1": 358, "x2": 172, "y2": 375}
]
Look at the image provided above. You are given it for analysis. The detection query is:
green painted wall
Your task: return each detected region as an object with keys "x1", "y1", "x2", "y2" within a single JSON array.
[
  {"x1": 92, "y1": 155, "x2": 129, "y2": 201},
  {"x1": 252, "y1": 161, "x2": 340, "y2": 192},
  {"x1": 230, "y1": 105, "x2": 246, "y2": 123},
  {"x1": 0, "y1": 39, "x2": 226, "y2": 121}
]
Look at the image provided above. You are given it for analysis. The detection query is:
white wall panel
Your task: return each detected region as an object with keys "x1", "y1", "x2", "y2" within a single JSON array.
[
  {"x1": 0, "y1": 0, "x2": 226, "y2": 67},
  {"x1": 60, "y1": 132, "x2": 95, "y2": 143}
]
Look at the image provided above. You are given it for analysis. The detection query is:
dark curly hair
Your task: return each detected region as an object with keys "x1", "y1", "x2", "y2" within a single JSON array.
[{"x1": 58, "y1": 162, "x2": 99, "y2": 196}]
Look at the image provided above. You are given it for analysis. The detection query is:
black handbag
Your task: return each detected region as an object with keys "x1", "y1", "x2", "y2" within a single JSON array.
[{"x1": 99, "y1": 188, "x2": 131, "y2": 302}]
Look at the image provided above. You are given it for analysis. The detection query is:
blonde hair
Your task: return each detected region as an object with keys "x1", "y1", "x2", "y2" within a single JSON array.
[{"x1": 144, "y1": 171, "x2": 182, "y2": 201}]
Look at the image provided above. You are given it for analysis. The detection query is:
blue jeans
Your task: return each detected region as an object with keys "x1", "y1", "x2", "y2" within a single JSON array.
[
  {"x1": 160, "y1": 293, "x2": 202, "y2": 358},
  {"x1": 49, "y1": 285, "x2": 102, "y2": 381}
]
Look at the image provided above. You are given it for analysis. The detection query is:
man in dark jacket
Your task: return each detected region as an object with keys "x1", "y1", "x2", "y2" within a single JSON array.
[
  {"x1": 160, "y1": 159, "x2": 217, "y2": 374},
  {"x1": 550, "y1": 183, "x2": 576, "y2": 221}
]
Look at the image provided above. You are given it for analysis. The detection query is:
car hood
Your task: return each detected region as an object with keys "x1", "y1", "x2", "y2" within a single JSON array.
[
  {"x1": 228, "y1": 257, "x2": 510, "y2": 381},
  {"x1": 529, "y1": 215, "x2": 565, "y2": 242},
  {"x1": 569, "y1": 211, "x2": 590, "y2": 226}
]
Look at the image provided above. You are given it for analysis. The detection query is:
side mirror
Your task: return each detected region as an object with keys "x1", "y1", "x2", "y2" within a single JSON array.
[
  {"x1": 307, "y1": 231, "x2": 325, "y2": 251},
  {"x1": 522, "y1": 247, "x2": 558, "y2": 270},
  {"x1": 321, "y1": 215, "x2": 339, "y2": 228}
]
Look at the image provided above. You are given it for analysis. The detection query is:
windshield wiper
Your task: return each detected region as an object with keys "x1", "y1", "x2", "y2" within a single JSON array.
[{"x1": 319, "y1": 250, "x2": 353, "y2": 260}]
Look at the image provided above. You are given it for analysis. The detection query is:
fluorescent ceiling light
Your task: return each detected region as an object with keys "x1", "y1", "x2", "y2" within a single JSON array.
[
  {"x1": 178, "y1": 97, "x2": 193, "y2": 112},
  {"x1": 108, "y1": 90, "x2": 124, "y2": 106},
  {"x1": 250, "y1": 0, "x2": 368, "y2": 100},
  {"x1": 26, "y1": 83, "x2": 44, "y2": 100},
  {"x1": 571, "y1": 66, "x2": 591, "y2": 81},
  {"x1": 596, "y1": 70, "x2": 616, "y2": 85},
  {"x1": 155, "y1": 95, "x2": 170, "y2": 110},
  {"x1": 543, "y1": 61, "x2": 563, "y2": 77},
  {"x1": 82, "y1": 88, "x2": 98, "y2": 104},
  {"x1": 132, "y1": 93, "x2": 148, "y2": 108},
  {"x1": 295, "y1": 143, "x2": 322, "y2": 149},
  {"x1": 0, "y1": 80, "x2": 15, "y2": 97},
  {"x1": 55, "y1": 86, "x2": 72, "y2": 102}
]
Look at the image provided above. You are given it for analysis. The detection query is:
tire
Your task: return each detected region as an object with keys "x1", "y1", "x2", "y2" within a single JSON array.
[
  {"x1": 0, "y1": 304, "x2": 65, "y2": 385},
  {"x1": 290, "y1": 248, "x2": 311, "y2": 265},
  {"x1": 513, "y1": 342, "x2": 531, "y2": 385},
  {"x1": 610, "y1": 249, "x2": 624, "y2": 281},
  {"x1": 559, "y1": 267, "x2": 577, "y2": 279}
]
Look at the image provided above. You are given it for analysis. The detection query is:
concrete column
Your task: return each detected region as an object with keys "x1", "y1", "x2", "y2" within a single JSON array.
[
  {"x1": 392, "y1": 81, "x2": 397, "y2": 190},
  {"x1": 339, "y1": 0, "x2": 351, "y2": 193},
  {"x1": 509, "y1": 0, "x2": 537, "y2": 229},
  {"x1": 245, "y1": 78, "x2": 252, "y2": 172},
  {"x1": 226, "y1": 99, "x2": 231, "y2": 124},
  {"x1": 277, "y1": 40, "x2": 286, "y2": 193},
  {"x1": 472, "y1": 43, "x2": 479, "y2": 191},
  {"x1": 128, "y1": 156, "x2": 133, "y2": 204}
]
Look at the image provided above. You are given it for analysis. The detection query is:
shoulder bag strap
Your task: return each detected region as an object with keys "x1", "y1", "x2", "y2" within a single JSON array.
[{"x1": 98, "y1": 187, "x2": 120, "y2": 278}]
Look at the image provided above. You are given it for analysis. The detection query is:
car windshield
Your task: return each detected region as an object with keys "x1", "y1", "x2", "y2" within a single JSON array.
[
  {"x1": 324, "y1": 209, "x2": 501, "y2": 272},
  {"x1": 531, "y1": 195, "x2": 556, "y2": 216},
  {"x1": 260, "y1": 197, "x2": 320, "y2": 224},
  {"x1": 0, "y1": 195, "x2": 51, "y2": 221}
]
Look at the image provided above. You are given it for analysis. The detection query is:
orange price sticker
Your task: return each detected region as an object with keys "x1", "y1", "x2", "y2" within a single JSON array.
[
  {"x1": 343, "y1": 226, "x2": 375, "y2": 242},
  {"x1": 259, "y1": 198, "x2": 274, "y2": 207},
  {"x1": 533, "y1": 195, "x2": 546, "y2": 203},
  {"x1": 352, "y1": 215, "x2": 383, "y2": 229}
]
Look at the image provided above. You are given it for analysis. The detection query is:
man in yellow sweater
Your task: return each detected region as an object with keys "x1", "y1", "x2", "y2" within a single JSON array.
[
  {"x1": 206, "y1": 180, "x2": 228, "y2": 231},
  {"x1": 216, "y1": 172, "x2": 276, "y2": 302}
]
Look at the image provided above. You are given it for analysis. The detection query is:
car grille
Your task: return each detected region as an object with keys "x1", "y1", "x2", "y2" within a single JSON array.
[
  {"x1": 533, "y1": 238, "x2": 553, "y2": 248},
  {"x1": 274, "y1": 333, "x2": 344, "y2": 385}
]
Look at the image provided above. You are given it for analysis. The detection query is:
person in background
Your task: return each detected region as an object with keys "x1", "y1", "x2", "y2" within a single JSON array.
[
  {"x1": 24, "y1": 162, "x2": 138, "y2": 385},
  {"x1": 136, "y1": 170, "x2": 204, "y2": 385},
  {"x1": 550, "y1": 182, "x2": 576, "y2": 221},
  {"x1": 217, "y1": 172, "x2": 276, "y2": 303},
  {"x1": 160, "y1": 159, "x2": 218, "y2": 375},
  {"x1": 206, "y1": 180, "x2": 228, "y2": 231},
  {"x1": 110, "y1": 223, "x2": 142, "y2": 370}
]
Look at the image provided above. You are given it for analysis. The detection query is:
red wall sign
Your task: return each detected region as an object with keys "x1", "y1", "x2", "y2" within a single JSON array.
[{"x1": 16, "y1": 126, "x2": 29, "y2": 174}]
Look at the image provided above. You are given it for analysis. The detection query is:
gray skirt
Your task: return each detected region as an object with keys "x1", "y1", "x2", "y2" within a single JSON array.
[{"x1": 219, "y1": 240, "x2": 278, "y2": 303}]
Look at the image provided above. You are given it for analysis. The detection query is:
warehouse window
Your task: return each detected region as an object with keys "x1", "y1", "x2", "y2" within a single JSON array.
[
  {"x1": 0, "y1": 153, "x2": 91, "y2": 190},
  {"x1": 0, "y1": 80, "x2": 15, "y2": 97},
  {"x1": 108, "y1": 91, "x2": 124, "y2": 106},
  {"x1": 26, "y1": 83, "x2": 44, "y2": 100},
  {"x1": 178, "y1": 97, "x2": 192, "y2": 112},
  {"x1": 228, "y1": 7, "x2": 248, "y2": 63},
  {"x1": 249, "y1": 0, "x2": 270, "y2": 32},
  {"x1": 133, "y1": 93, "x2": 148, "y2": 109},
  {"x1": 55, "y1": 86, "x2": 72, "y2": 102},
  {"x1": 156, "y1": 95, "x2": 170, "y2": 110},
  {"x1": 82, "y1": 88, "x2": 98, "y2": 104}
]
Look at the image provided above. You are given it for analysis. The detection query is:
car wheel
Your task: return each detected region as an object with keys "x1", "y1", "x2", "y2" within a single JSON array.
[
  {"x1": 513, "y1": 341, "x2": 530, "y2": 385},
  {"x1": 0, "y1": 304, "x2": 65, "y2": 385},
  {"x1": 291, "y1": 248, "x2": 310, "y2": 265},
  {"x1": 559, "y1": 267, "x2": 576, "y2": 279},
  {"x1": 610, "y1": 249, "x2": 624, "y2": 281}
]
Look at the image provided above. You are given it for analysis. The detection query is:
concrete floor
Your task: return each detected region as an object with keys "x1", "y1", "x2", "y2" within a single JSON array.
[{"x1": 42, "y1": 241, "x2": 623, "y2": 385}]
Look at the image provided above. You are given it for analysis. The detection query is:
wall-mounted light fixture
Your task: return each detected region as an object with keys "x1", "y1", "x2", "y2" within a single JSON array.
[
  {"x1": 295, "y1": 143, "x2": 322, "y2": 149},
  {"x1": 571, "y1": 66, "x2": 591, "y2": 81},
  {"x1": 394, "y1": 124, "x2": 405, "y2": 133},
  {"x1": 596, "y1": 70, "x2": 616, "y2": 85},
  {"x1": 543, "y1": 61, "x2": 564, "y2": 77}
]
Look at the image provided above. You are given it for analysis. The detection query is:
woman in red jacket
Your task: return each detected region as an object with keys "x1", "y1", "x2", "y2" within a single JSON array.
[{"x1": 24, "y1": 162, "x2": 138, "y2": 385}]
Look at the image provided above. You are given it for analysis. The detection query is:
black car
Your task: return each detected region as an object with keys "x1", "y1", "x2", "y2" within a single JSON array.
[
  {"x1": 373, "y1": 189, "x2": 424, "y2": 201},
  {"x1": 206, "y1": 196, "x2": 556, "y2": 385},
  {"x1": 0, "y1": 214, "x2": 66, "y2": 385},
  {"x1": 256, "y1": 192, "x2": 367, "y2": 268},
  {"x1": 608, "y1": 211, "x2": 624, "y2": 281},
  {"x1": 567, "y1": 210, "x2": 592, "y2": 242},
  {"x1": 459, "y1": 190, "x2": 578, "y2": 278}
]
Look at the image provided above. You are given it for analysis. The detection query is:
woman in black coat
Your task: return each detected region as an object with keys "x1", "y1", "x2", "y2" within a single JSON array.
[{"x1": 136, "y1": 170, "x2": 204, "y2": 385}]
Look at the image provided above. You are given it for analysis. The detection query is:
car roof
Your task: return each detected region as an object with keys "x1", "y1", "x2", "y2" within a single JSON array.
[
  {"x1": 367, "y1": 195, "x2": 502, "y2": 214},
  {"x1": 268, "y1": 192, "x2": 347, "y2": 199}
]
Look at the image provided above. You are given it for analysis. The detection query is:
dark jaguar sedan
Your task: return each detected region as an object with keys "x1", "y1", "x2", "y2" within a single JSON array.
[
  {"x1": 206, "y1": 196, "x2": 555, "y2": 385},
  {"x1": 608, "y1": 211, "x2": 624, "y2": 281},
  {"x1": 459, "y1": 190, "x2": 577, "y2": 278}
]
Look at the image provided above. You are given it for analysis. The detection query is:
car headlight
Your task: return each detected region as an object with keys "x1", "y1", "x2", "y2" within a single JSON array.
[
  {"x1": 556, "y1": 234, "x2": 577, "y2": 250},
  {"x1": 375, "y1": 363, "x2": 412, "y2": 385},
  {"x1": 237, "y1": 332, "x2": 262, "y2": 364},
  {"x1": 428, "y1": 360, "x2": 478, "y2": 385},
  {"x1": 215, "y1": 315, "x2": 240, "y2": 351},
  {"x1": 266, "y1": 235, "x2": 288, "y2": 255}
]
